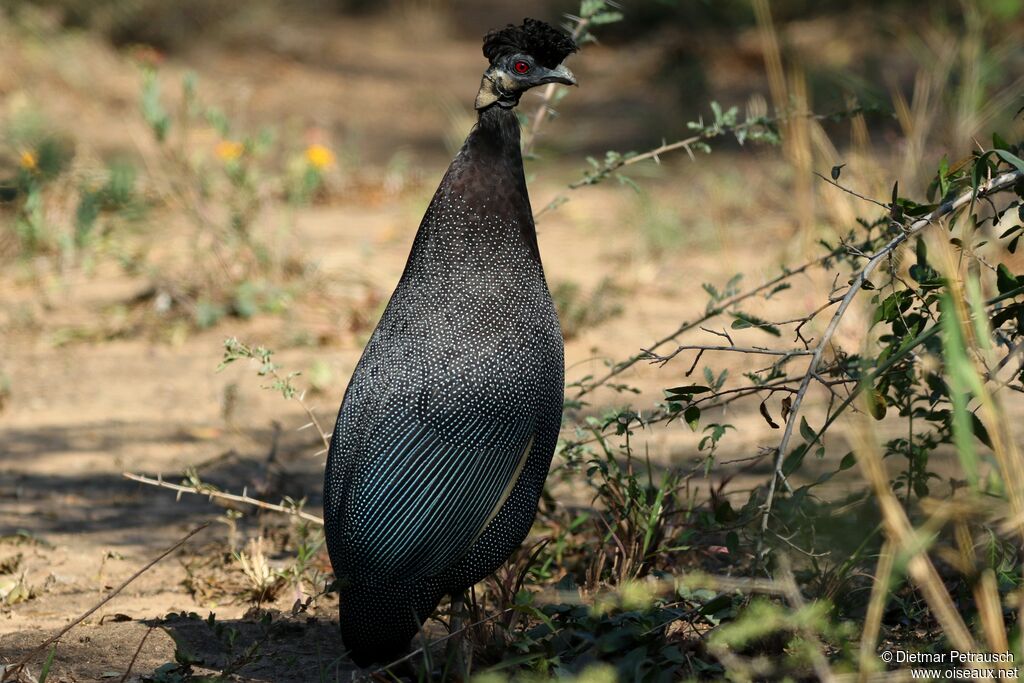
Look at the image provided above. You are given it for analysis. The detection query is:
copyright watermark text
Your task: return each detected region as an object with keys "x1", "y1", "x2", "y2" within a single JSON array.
[{"x1": 879, "y1": 650, "x2": 1018, "y2": 680}]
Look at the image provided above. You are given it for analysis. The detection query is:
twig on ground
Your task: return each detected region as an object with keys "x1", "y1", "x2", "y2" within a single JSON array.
[
  {"x1": 123, "y1": 472, "x2": 324, "y2": 525},
  {"x1": 5, "y1": 523, "x2": 210, "y2": 679},
  {"x1": 118, "y1": 626, "x2": 156, "y2": 683}
]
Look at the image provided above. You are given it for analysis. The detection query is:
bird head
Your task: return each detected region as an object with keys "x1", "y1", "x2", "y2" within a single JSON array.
[{"x1": 475, "y1": 18, "x2": 578, "y2": 111}]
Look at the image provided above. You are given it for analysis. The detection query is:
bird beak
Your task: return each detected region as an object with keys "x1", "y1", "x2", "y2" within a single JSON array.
[{"x1": 537, "y1": 64, "x2": 576, "y2": 86}]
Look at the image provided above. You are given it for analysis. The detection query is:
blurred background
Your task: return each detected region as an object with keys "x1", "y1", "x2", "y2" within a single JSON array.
[{"x1": 1, "y1": 0, "x2": 1023, "y2": 678}]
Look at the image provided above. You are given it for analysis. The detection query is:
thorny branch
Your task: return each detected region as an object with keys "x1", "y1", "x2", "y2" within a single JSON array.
[
  {"x1": 220, "y1": 337, "x2": 332, "y2": 455},
  {"x1": 570, "y1": 249, "x2": 843, "y2": 401},
  {"x1": 123, "y1": 472, "x2": 324, "y2": 525},
  {"x1": 534, "y1": 105, "x2": 871, "y2": 219},
  {"x1": 758, "y1": 168, "x2": 1024, "y2": 545},
  {"x1": 646, "y1": 344, "x2": 814, "y2": 366}
]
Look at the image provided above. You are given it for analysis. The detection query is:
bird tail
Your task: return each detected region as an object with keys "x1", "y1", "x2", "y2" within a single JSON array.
[{"x1": 339, "y1": 580, "x2": 443, "y2": 668}]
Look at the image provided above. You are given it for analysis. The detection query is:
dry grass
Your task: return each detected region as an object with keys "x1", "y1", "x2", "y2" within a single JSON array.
[{"x1": 2, "y1": 1, "x2": 1024, "y2": 681}]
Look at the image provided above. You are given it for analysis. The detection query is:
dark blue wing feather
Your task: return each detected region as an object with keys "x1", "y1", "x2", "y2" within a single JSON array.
[{"x1": 344, "y1": 409, "x2": 534, "y2": 581}]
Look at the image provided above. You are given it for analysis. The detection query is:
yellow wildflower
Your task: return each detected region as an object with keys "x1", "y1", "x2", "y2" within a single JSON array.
[
  {"x1": 305, "y1": 144, "x2": 335, "y2": 170},
  {"x1": 19, "y1": 150, "x2": 37, "y2": 171},
  {"x1": 215, "y1": 140, "x2": 244, "y2": 162}
]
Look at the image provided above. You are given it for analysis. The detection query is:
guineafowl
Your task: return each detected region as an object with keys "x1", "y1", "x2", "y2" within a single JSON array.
[{"x1": 323, "y1": 17, "x2": 577, "y2": 667}]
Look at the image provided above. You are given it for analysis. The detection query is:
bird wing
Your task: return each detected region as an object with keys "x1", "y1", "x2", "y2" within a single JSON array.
[{"x1": 345, "y1": 409, "x2": 535, "y2": 582}]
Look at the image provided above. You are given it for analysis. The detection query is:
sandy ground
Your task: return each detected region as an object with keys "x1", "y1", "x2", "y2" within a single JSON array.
[{"x1": 2, "y1": 7, "x2": 1006, "y2": 681}]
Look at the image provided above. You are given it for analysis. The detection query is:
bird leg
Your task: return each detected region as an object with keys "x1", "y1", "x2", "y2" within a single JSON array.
[{"x1": 445, "y1": 592, "x2": 472, "y2": 680}]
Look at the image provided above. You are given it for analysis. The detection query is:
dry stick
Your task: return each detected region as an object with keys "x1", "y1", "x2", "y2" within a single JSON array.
[
  {"x1": 532, "y1": 107, "x2": 866, "y2": 220},
  {"x1": 574, "y1": 252, "x2": 837, "y2": 401},
  {"x1": 679, "y1": 572, "x2": 790, "y2": 596},
  {"x1": 123, "y1": 472, "x2": 324, "y2": 526},
  {"x1": 9, "y1": 523, "x2": 210, "y2": 675},
  {"x1": 295, "y1": 389, "x2": 331, "y2": 454},
  {"x1": 561, "y1": 106, "x2": 868, "y2": 192},
  {"x1": 975, "y1": 569, "x2": 1011, "y2": 660},
  {"x1": 647, "y1": 344, "x2": 814, "y2": 365},
  {"x1": 759, "y1": 168, "x2": 1024, "y2": 542},
  {"x1": 118, "y1": 626, "x2": 156, "y2": 683},
  {"x1": 557, "y1": 373, "x2": 813, "y2": 457},
  {"x1": 787, "y1": 282, "x2": 1024, "y2": 501}
]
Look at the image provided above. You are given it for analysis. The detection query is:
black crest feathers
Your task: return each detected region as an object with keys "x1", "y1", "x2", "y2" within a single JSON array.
[{"x1": 482, "y1": 18, "x2": 578, "y2": 69}]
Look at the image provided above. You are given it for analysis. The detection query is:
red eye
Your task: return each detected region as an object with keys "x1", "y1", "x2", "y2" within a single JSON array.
[{"x1": 513, "y1": 60, "x2": 530, "y2": 74}]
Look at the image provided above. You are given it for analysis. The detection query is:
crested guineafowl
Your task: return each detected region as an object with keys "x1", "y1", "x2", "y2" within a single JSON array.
[{"x1": 324, "y1": 18, "x2": 577, "y2": 666}]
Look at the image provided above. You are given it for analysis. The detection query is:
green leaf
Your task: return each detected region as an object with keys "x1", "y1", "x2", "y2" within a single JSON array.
[
  {"x1": 940, "y1": 293, "x2": 981, "y2": 487},
  {"x1": 782, "y1": 443, "x2": 807, "y2": 476},
  {"x1": 999, "y1": 224, "x2": 1022, "y2": 239},
  {"x1": 684, "y1": 405, "x2": 701, "y2": 431},
  {"x1": 39, "y1": 645, "x2": 56, "y2": 683},
  {"x1": 971, "y1": 413, "x2": 994, "y2": 450},
  {"x1": 994, "y1": 149, "x2": 1024, "y2": 172},
  {"x1": 730, "y1": 312, "x2": 781, "y2": 336},
  {"x1": 589, "y1": 10, "x2": 624, "y2": 24},
  {"x1": 866, "y1": 389, "x2": 887, "y2": 420},
  {"x1": 997, "y1": 263, "x2": 1020, "y2": 294},
  {"x1": 916, "y1": 236, "x2": 928, "y2": 267},
  {"x1": 666, "y1": 384, "x2": 712, "y2": 396},
  {"x1": 839, "y1": 452, "x2": 857, "y2": 470},
  {"x1": 937, "y1": 155, "x2": 950, "y2": 197},
  {"x1": 872, "y1": 290, "x2": 912, "y2": 327},
  {"x1": 799, "y1": 416, "x2": 816, "y2": 443},
  {"x1": 699, "y1": 593, "x2": 733, "y2": 616}
]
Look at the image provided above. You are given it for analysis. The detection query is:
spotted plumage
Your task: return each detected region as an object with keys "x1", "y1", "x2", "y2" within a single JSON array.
[{"x1": 324, "y1": 18, "x2": 577, "y2": 667}]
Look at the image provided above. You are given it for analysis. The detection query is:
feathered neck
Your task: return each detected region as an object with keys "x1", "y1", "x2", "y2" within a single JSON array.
[
  {"x1": 471, "y1": 105, "x2": 523, "y2": 161},
  {"x1": 419, "y1": 104, "x2": 539, "y2": 262}
]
